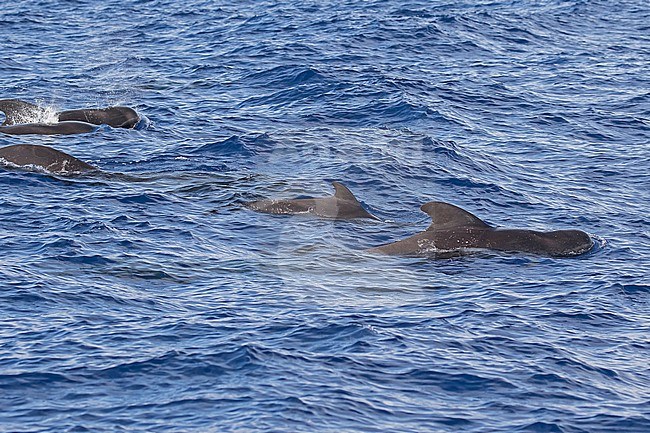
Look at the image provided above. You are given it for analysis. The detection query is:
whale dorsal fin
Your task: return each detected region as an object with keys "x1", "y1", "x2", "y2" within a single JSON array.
[
  {"x1": 332, "y1": 182, "x2": 359, "y2": 202},
  {"x1": 0, "y1": 99, "x2": 44, "y2": 126},
  {"x1": 421, "y1": 201, "x2": 490, "y2": 231}
]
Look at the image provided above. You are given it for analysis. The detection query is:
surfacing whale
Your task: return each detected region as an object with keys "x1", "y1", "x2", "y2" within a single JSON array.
[
  {"x1": 0, "y1": 121, "x2": 98, "y2": 135},
  {"x1": 369, "y1": 201, "x2": 593, "y2": 257},
  {"x1": 58, "y1": 106, "x2": 139, "y2": 128},
  {"x1": 246, "y1": 181, "x2": 378, "y2": 220},
  {"x1": 0, "y1": 144, "x2": 97, "y2": 174},
  {"x1": 0, "y1": 99, "x2": 139, "y2": 134}
]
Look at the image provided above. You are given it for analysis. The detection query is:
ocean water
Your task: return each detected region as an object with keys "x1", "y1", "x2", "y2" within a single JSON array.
[{"x1": 1, "y1": 0, "x2": 649, "y2": 431}]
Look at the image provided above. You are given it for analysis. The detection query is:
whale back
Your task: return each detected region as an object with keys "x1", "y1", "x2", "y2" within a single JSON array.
[
  {"x1": 246, "y1": 182, "x2": 377, "y2": 220},
  {"x1": 0, "y1": 99, "x2": 139, "y2": 128},
  {"x1": 371, "y1": 202, "x2": 592, "y2": 257},
  {"x1": 0, "y1": 121, "x2": 97, "y2": 135},
  {"x1": 58, "y1": 106, "x2": 139, "y2": 128},
  {"x1": 0, "y1": 144, "x2": 96, "y2": 174},
  {"x1": 0, "y1": 99, "x2": 48, "y2": 126},
  {"x1": 421, "y1": 201, "x2": 490, "y2": 232}
]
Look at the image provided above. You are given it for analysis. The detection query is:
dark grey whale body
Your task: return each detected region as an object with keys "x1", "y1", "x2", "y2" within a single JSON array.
[
  {"x1": 369, "y1": 201, "x2": 593, "y2": 257},
  {"x1": 0, "y1": 121, "x2": 98, "y2": 135},
  {"x1": 57, "y1": 106, "x2": 139, "y2": 128},
  {"x1": 246, "y1": 182, "x2": 377, "y2": 220},
  {"x1": 0, "y1": 99, "x2": 139, "y2": 135},
  {"x1": 0, "y1": 144, "x2": 97, "y2": 174}
]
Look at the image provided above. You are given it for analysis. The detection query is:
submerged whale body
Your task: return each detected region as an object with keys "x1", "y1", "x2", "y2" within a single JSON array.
[
  {"x1": 0, "y1": 144, "x2": 97, "y2": 174},
  {"x1": 369, "y1": 201, "x2": 593, "y2": 257},
  {"x1": 0, "y1": 99, "x2": 139, "y2": 135},
  {"x1": 246, "y1": 181, "x2": 377, "y2": 220},
  {"x1": 0, "y1": 121, "x2": 98, "y2": 135}
]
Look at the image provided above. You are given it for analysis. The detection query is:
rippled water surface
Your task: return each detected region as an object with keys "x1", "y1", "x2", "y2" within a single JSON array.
[{"x1": 1, "y1": 1, "x2": 649, "y2": 432}]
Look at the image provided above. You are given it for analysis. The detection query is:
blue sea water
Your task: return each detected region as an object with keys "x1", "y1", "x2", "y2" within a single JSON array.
[{"x1": 1, "y1": 0, "x2": 649, "y2": 431}]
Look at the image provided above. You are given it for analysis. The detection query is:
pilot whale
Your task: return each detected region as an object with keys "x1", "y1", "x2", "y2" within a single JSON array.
[
  {"x1": 0, "y1": 99, "x2": 139, "y2": 134},
  {"x1": 0, "y1": 144, "x2": 97, "y2": 174},
  {"x1": 246, "y1": 182, "x2": 378, "y2": 220},
  {"x1": 369, "y1": 201, "x2": 593, "y2": 257},
  {"x1": 58, "y1": 106, "x2": 139, "y2": 128},
  {"x1": 0, "y1": 121, "x2": 98, "y2": 135}
]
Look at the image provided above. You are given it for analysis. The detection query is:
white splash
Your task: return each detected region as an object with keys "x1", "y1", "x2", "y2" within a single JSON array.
[{"x1": 11, "y1": 101, "x2": 60, "y2": 125}]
